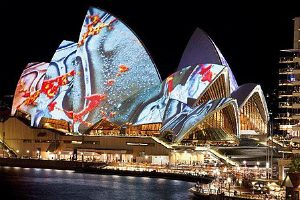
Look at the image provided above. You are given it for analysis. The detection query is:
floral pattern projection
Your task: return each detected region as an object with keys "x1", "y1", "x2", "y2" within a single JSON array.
[
  {"x1": 12, "y1": 62, "x2": 49, "y2": 117},
  {"x1": 32, "y1": 41, "x2": 77, "y2": 127},
  {"x1": 72, "y1": 7, "x2": 161, "y2": 133},
  {"x1": 11, "y1": 7, "x2": 241, "y2": 139},
  {"x1": 160, "y1": 98, "x2": 238, "y2": 143},
  {"x1": 114, "y1": 63, "x2": 227, "y2": 126},
  {"x1": 114, "y1": 63, "x2": 240, "y2": 142},
  {"x1": 12, "y1": 41, "x2": 77, "y2": 127}
]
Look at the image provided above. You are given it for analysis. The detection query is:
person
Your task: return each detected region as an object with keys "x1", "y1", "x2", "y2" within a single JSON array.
[{"x1": 221, "y1": 191, "x2": 225, "y2": 200}]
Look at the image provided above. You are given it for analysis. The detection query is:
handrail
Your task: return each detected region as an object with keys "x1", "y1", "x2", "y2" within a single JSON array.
[
  {"x1": 151, "y1": 137, "x2": 173, "y2": 149},
  {"x1": 0, "y1": 139, "x2": 17, "y2": 157},
  {"x1": 208, "y1": 147, "x2": 239, "y2": 166}
]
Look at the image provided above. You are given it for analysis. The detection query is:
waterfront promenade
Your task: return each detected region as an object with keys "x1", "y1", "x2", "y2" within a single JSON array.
[{"x1": 0, "y1": 158, "x2": 213, "y2": 182}]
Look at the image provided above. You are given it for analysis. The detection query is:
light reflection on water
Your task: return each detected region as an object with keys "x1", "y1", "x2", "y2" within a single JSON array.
[{"x1": 0, "y1": 166, "x2": 195, "y2": 200}]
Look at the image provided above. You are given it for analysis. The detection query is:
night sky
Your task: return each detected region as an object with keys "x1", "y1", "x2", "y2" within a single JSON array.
[{"x1": 1, "y1": 1, "x2": 300, "y2": 100}]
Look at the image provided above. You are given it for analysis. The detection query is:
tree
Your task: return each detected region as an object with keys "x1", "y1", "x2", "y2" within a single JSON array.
[
  {"x1": 160, "y1": 130, "x2": 174, "y2": 142},
  {"x1": 288, "y1": 157, "x2": 300, "y2": 173}
]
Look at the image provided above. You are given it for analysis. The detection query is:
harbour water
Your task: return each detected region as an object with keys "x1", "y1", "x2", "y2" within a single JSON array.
[{"x1": 0, "y1": 166, "x2": 195, "y2": 200}]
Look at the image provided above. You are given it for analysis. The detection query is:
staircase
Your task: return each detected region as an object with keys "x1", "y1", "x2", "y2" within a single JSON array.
[{"x1": 0, "y1": 140, "x2": 17, "y2": 158}]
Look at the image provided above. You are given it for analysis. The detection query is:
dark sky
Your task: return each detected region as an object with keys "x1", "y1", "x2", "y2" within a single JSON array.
[{"x1": 1, "y1": 1, "x2": 300, "y2": 99}]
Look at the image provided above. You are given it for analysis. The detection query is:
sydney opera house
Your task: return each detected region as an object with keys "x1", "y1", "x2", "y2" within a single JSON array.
[{"x1": 0, "y1": 7, "x2": 268, "y2": 165}]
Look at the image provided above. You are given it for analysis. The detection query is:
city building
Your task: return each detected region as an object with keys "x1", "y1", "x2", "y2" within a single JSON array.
[
  {"x1": 274, "y1": 17, "x2": 300, "y2": 182},
  {"x1": 275, "y1": 17, "x2": 300, "y2": 137},
  {"x1": 0, "y1": 7, "x2": 268, "y2": 166}
]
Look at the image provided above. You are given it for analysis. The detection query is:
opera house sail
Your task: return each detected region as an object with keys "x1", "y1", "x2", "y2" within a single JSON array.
[{"x1": 7, "y1": 6, "x2": 269, "y2": 161}]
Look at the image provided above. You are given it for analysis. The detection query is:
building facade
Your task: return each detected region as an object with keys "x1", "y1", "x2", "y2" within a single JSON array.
[
  {"x1": 1, "y1": 7, "x2": 269, "y2": 166},
  {"x1": 275, "y1": 17, "x2": 300, "y2": 182},
  {"x1": 275, "y1": 17, "x2": 300, "y2": 137}
]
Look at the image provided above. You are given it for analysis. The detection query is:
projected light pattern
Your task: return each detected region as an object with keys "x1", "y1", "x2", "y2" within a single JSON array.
[
  {"x1": 160, "y1": 98, "x2": 238, "y2": 143},
  {"x1": 128, "y1": 64, "x2": 225, "y2": 126},
  {"x1": 32, "y1": 41, "x2": 77, "y2": 127},
  {"x1": 72, "y1": 7, "x2": 161, "y2": 133},
  {"x1": 12, "y1": 6, "x2": 268, "y2": 142},
  {"x1": 12, "y1": 62, "x2": 49, "y2": 116},
  {"x1": 112, "y1": 84, "x2": 162, "y2": 125}
]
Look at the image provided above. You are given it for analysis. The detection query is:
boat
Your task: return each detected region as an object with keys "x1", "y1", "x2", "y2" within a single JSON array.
[
  {"x1": 189, "y1": 183, "x2": 264, "y2": 200},
  {"x1": 189, "y1": 186, "x2": 221, "y2": 200}
]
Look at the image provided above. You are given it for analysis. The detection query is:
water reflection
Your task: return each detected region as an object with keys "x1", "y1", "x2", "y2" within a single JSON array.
[{"x1": 0, "y1": 166, "x2": 194, "y2": 200}]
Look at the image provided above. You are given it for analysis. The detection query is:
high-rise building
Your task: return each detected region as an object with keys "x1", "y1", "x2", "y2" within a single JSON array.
[
  {"x1": 293, "y1": 17, "x2": 300, "y2": 50},
  {"x1": 275, "y1": 17, "x2": 300, "y2": 137}
]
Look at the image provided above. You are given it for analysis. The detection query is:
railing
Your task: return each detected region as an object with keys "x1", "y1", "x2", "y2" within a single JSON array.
[
  {"x1": 208, "y1": 147, "x2": 239, "y2": 166},
  {"x1": 292, "y1": 103, "x2": 300, "y2": 108},
  {"x1": 279, "y1": 68, "x2": 294, "y2": 73},
  {"x1": 272, "y1": 138, "x2": 285, "y2": 147},
  {"x1": 277, "y1": 89, "x2": 300, "y2": 95},
  {"x1": 276, "y1": 113, "x2": 291, "y2": 118},
  {"x1": 278, "y1": 80, "x2": 293, "y2": 85},
  {"x1": 278, "y1": 102, "x2": 292, "y2": 108},
  {"x1": 278, "y1": 91, "x2": 293, "y2": 95},
  {"x1": 279, "y1": 57, "x2": 296, "y2": 63},
  {"x1": 279, "y1": 65, "x2": 300, "y2": 77},
  {"x1": 151, "y1": 137, "x2": 173, "y2": 149},
  {"x1": 292, "y1": 114, "x2": 300, "y2": 119}
]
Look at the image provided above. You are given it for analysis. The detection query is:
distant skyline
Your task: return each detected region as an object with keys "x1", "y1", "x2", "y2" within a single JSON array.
[{"x1": 2, "y1": 1, "x2": 300, "y2": 98}]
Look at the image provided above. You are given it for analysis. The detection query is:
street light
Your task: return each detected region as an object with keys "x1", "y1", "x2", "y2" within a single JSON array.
[
  {"x1": 15, "y1": 149, "x2": 19, "y2": 158},
  {"x1": 257, "y1": 161, "x2": 260, "y2": 178},
  {"x1": 36, "y1": 150, "x2": 40, "y2": 159},
  {"x1": 58, "y1": 151, "x2": 61, "y2": 160},
  {"x1": 115, "y1": 154, "x2": 119, "y2": 162},
  {"x1": 81, "y1": 152, "x2": 84, "y2": 161},
  {"x1": 243, "y1": 160, "x2": 247, "y2": 178},
  {"x1": 227, "y1": 177, "x2": 231, "y2": 196},
  {"x1": 173, "y1": 150, "x2": 177, "y2": 167},
  {"x1": 2, "y1": 119, "x2": 5, "y2": 158},
  {"x1": 183, "y1": 150, "x2": 188, "y2": 164},
  {"x1": 5, "y1": 149, "x2": 9, "y2": 158},
  {"x1": 266, "y1": 162, "x2": 270, "y2": 179},
  {"x1": 26, "y1": 150, "x2": 30, "y2": 159},
  {"x1": 238, "y1": 179, "x2": 242, "y2": 195},
  {"x1": 103, "y1": 153, "x2": 107, "y2": 162},
  {"x1": 213, "y1": 169, "x2": 220, "y2": 177}
]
